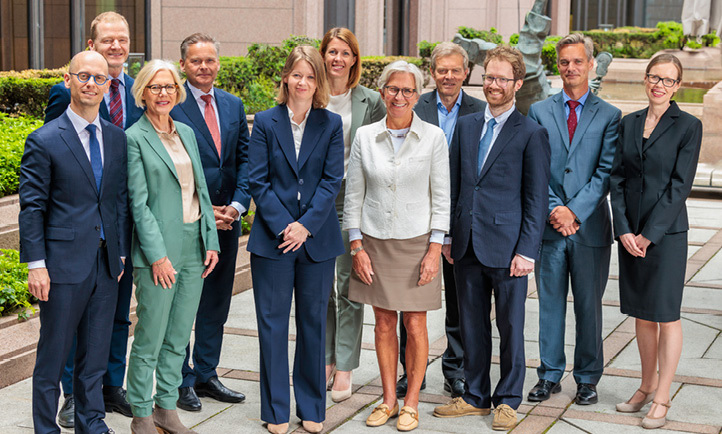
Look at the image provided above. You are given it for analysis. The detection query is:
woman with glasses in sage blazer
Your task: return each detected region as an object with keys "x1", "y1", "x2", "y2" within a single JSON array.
[{"x1": 125, "y1": 59, "x2": 220, "y2": 434}]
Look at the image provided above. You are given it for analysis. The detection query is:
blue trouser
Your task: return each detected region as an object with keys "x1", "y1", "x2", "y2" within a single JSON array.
[
  {"x1": 251, "y1": 248, "x2": 335, "y2": 424},
  {"x1": 455, "y1": 243, "x2": 527, "y2": 410},
  {"x1": 60, "y1": 258, "x2": 133, "y2": 394},
  {"x1": 534, "y1": 237, "x2": 610, "y2": 385},
  {"x1": 33, "y1": 246, "x2": 117, "y2": 434},
  {"x1": 181, "y1": 223, "x2": 240, "y2": 387}
]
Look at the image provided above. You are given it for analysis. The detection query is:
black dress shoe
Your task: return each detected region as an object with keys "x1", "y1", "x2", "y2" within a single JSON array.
[
  {"x1": 527, "y1": 379, "x2": 562, "y2": 402},
  {"x1": 395, "y1": 373, "x2": 427, "y2": 397},
  {"x1": 177, "y1": 386, "x2": 202, "y2": 412},
  {"x1": 103, "y1": 386, "x2": 132, "y2": 417},
  {"x1": 57, "y1": 394, "x2": 74, "y2": 429},
  {"x1": 194, "y1": 377, "x2": 246, "y2": 403},
  {"x1": 575, "y1": 383, "x2": 598, "y2": 405},
  {"x1": 443, "y1": 378, "x2": 466, "y2": 398}
]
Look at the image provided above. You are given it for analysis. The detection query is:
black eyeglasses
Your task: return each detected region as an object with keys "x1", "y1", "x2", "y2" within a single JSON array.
[
  {"x1": 383, "y1": 86, "x2": 417, "y2": 98},
  {"x1": 482, "y1": 75, "x2": 516, "y2": 88},
  {"x1": 146, "y1": 84, "x2": 178, "y2": 95},
  {"x1": 70, "y1": 72, "x2": 108, "y2": 85},
  {"x1": 645, "y1": 74, "x2": 679, "y2": 88}
]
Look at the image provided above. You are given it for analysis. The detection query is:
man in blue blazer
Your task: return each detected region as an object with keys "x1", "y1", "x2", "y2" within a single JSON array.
[
  {"x1": 398, "y1": 42, "x2": 486, "y2": 398},
  {"x1": 171, "y1": 33, "x2": 251, "y2": 411},
  {"x1": 43, "y1": 12, "x2": 142, "y2": 426},
  {"x1": 434, "y1": 46, "x2": 549, "y2": 431},
  {"x1": 527, "y1": 34, "x2": 621, "y2": 406},
  {"x1": 20, "y1": 50, "x2": 129, "y2": 434}
]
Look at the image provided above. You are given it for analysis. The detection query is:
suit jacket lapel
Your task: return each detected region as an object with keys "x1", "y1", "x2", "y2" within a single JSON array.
[
  {"x1": 464, "y1": 112, "x2": 485, "y2": 183},
  {"x1": 297, "y1": 109, "x2": 325, "y2": 171},
  {"x1": 99, "y1": 101, "x2": 110, "y2": 123},
  {"x1": 552, "y1": 93, "x2": 570, "y2": 150},
  {"x1": 272, "y1": 105, "x2": 299, "y2": 176},
  {"x1": 479, "y1": 110, "x2": 520, "y2": 182},
  {"x1": 216, "y1": 91, "x2": 232, "y2": 162},
  {"x1": 458, "y1": 91, "x2": 479, "y2": 117},
  {"x1": 180, "y1": 83, "x2": 219, "y2": 161},
  {"x1": 58, "y1": 114, "x2": 98, "y2": 194},
  {"x1": 421, "y1": 91, "x2": 439, "y2": 126},
  {"x1": 643, "y1": 103, "x2": 679, "y2": 151},
  {"x1": 569, "y1": 93, "x2": 599, "y2": 153},
  {"x1": 138, "y1": 115, "x2": 180, "y2": 182},
  {"x1": 634, "y1": 108, "x2": 646, "y2": 156},
  {"x1": 350, "y1": 87, "x2": 367, "y2": 140},
  {"x1": 99, "y1": 122, "x2": 114, "y2": 196}
]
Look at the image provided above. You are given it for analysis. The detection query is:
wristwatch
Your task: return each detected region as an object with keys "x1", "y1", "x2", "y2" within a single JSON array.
[{"x1": 350, "y1": 245, "x2": 364, "y2": 256}]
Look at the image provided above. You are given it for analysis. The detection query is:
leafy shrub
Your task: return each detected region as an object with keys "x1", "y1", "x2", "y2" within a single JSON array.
[
  {"x1": 542, "y1": 36, "x2": 562, "y2": 75},
  {"x1": 357, "y1": 56, "x2": 428, "y2": 90},
  {"x1": 457, "y1": 26, "x2": 504, "y2": 45},
  {"x1": 509, "y1": 33, "x2": 520, "y2": 45},
  {"x1": 0, "y1": 76, "x2": 63, "y2": 118},
  {"x1": 700, "y1": 32, "x2": 720, "y2": 47},
  {"x1": 0, "y1": 249, "x2": 35, "y2": 320},
  {"x1": 0, "y1": 113, "x2": 43, "y2": 197},
  {"x1": 418, "y1": 40, "x2": 441, "y2": 58},
  {"x1": 240, "y1": 76, "x2": 277, "y2": 115}
]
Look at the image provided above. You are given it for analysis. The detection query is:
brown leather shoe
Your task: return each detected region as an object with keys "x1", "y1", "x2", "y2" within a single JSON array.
[
  {"x1": 130, "y1": 415, "x2": 158, "y2": 434},
  {"x1": 492, "y1": 404, "x2": 517, "y2": 431},
  {"x1": 397, "y1": 406, "x2": 419, "y2": 431},
  {"x1": 433, "y1": 397, "x2": 490, "y2": 418},
  {"x1": 152, "y1": 405, "x2": 197, "y2": 433},
  {"x1": 366, "y1": 402, "x2": 399, "y2": 427}
]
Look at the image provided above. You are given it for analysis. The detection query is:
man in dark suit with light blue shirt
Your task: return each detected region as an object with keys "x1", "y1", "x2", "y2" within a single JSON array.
[
  {"x1": 171, "y1": 33, "x2": 251, "y2": 411},
  {"x1": 20, "y1": 50, "x2": 129, "y2": 434},
  {"x1": 398, "y1": 41, "x2": 486, "y2": 399},
  {"x1": 526, "y1": 34, "x2": 621, "y2": 406},
  {"x1": 43, "y1": 11, "x2": 142, "y2": 426}
]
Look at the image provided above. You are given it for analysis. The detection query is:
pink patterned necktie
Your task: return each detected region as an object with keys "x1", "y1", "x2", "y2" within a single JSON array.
[
  {"x1": 201, "y1": 94, "x2": 222, "y2": 156},
  {"x1": 567, "y1": 100, "x2": 580, "y2": 144},
  {"x1": 109, "y1": 79, "x2": 123, "y2": 128}
]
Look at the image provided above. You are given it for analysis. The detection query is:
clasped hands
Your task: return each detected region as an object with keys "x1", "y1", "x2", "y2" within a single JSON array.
[
  {"x1": 278, "y1": 221, "x2": 310, "y2": 253},
  {"x1": 619, "y1": 233, "x2": 651, "y2": 258},
  {"x1": 214, "y1": 205, "x2": 239, "y2": 231},
  {"x1": 550, "y1": 206, "x2": 580, "y2": 237},
  {"x1": 152, "y1": 250, "x2": 219, "y2": 288}
]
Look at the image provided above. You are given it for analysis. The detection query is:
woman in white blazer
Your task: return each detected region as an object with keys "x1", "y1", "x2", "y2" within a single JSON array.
[{"x1": 343, "y1": 60, "x2": 450, "y2": 432}]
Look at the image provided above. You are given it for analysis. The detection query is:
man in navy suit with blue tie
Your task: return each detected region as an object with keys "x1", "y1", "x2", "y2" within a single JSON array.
[
  {"x1": 20, "y1": 50, "x2": 129, "y2": 434},
  {"x1": 43, "y1": 12, "x2": 143, "y2": 426},
  {"x1": 171, "y1": 33, "x2": 250, "y2": 411},
  {"x1": 433, "y1": 46, "x2": 550, "y2": 431},
  {"x1": 526, "y1": 34, "x2": 621, "y2": 405}
]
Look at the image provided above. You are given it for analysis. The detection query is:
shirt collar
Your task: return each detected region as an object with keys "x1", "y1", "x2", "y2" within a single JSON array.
[
  {"x1": 435, "y1": 90, "x2": 463, "y2": 114},
  {"x1": 562, "y1": 88, "x2": 590, "y2": 107},
  {"x1": 484, "y1": 104, "x2": 515, "y2": 125},
  {"x1": 110, "y1": 72, "x2": 126, "y2": 87},
  {"x1": 149, "y1": 116, "x2": 178, "y2": 136},
  {"x1": 187, "y1": 81, "x2": 215, "y2": 103},
  {"x1": 65, "y1": 106, "x2": 102, "y2": 135},
  {"x1": 287, "y1": 106, "x2": 311, "y2": 128},
  {"x1": 375, "y1": 112, "x2": 425, "y2": 139}
]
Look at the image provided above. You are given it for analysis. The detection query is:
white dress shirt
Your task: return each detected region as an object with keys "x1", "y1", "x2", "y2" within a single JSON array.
[
  {"x1": 326, "y1": 89, "x2": 353, "y2": 174},
  {"x1": 288, "y1": 106, "x2": 310, "y2": 200}
]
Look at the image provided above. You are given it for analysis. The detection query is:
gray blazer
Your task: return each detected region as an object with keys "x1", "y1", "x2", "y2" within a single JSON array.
[
  {"x1": 528, "y1": 91, "x2": 621, "y2": 247},
  {"x1": 349, "y1": 85, "x2": 386, "y2": 144}
]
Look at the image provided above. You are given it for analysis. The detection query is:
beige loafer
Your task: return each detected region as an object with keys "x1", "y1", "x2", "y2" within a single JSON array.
[
  {"x1": 397, "y1": 406, "x2": 419, "y2": 432},
  {"x1": 366, "y1": 402, "x2": 399, "y2": 427}
]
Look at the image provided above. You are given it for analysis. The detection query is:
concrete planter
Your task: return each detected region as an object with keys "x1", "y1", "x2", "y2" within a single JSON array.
[{"x1": 0, "y1": 194, "x2": 19, "y2": 250}]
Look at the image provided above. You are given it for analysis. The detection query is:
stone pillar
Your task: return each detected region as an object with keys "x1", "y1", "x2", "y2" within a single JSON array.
[
  {"x1": 701, "y1": 80, "x2": 722, "y2": 166},
  {"x1": 551, "y1": 0, "x2": 570, "y2": 36},
  {"x1": 355, "y1": 0, "x2": 385, "y2": 55}
]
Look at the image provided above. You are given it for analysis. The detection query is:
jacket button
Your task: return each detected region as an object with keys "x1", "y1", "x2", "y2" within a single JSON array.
[
  {"x1": 475, "y1": 186, "x2": 480, "y2": 191},
  {"x1": 642, "y1": 153, "x2": 646, "y2": 160},
  {"x1": 301, "y1": 204, "x2": 307, "y2": 210},
  {"x1": 299, "y1": 179, "x2": 304, "y2": 185},
  {"x1": 469, "y1": 210, "x2": 473, "y2": 215},
  {"x1": 215, "y1": 190, "x2": 220, "y2": 195},
  {"x1": 564, "y1": 168, "x2": 571, "y2": 173},
  {"x1": 95, "y1": 226, "x2": 100, "y2": 231}
]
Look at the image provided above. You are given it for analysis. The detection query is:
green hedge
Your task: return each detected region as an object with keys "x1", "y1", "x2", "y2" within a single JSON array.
[
  {"x1": 357, "y1": 56, "x2": 428, "y2": 89},
  {"x1": 0, "y1": 249, "x2": 35, "y2": 320},
  {"x1": 0, "y1": 74, "x2": 63, "y2": 118},
  {"x1": 0, "y1": 113, "x2": 43, "y2": 197}
]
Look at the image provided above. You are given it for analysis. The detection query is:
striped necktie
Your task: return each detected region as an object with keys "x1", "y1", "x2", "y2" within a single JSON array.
[{"x1": 109, "y1": 78, "x2": 123, "y2": 128}]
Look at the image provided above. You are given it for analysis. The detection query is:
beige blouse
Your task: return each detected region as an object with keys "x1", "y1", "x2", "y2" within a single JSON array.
[{"x1": 153, "y1": 119, "x2": 201, "y2": 224}]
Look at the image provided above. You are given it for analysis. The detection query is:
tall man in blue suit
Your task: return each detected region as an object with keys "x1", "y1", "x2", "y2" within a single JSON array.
[
  {"x1": 171, "y1": 33, "x2": 250, "y2": 411},
  {"x1": 20, "y1": 50, "x2": 129, "y2": 434},
  {"x1": 433, "y1": 46, "x2": 550, "y2": 431},
  {"x1": 398, "y1": 41, "x2": 486, "y2": 398},
  {"x1": 526, "y1": 34, "x2": 621, "y2": 405},
  {"x1": 43, "y1": 11, "x2": 143, "y2": 427}
]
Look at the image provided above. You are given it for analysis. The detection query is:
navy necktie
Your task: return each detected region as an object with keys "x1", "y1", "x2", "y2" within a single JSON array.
[
  {"x1": 86, "y1": 124, "x2": 104, "y2": 240},
  {"x1": 477, "y1": 118, "x2": 497, "y2": 175}
]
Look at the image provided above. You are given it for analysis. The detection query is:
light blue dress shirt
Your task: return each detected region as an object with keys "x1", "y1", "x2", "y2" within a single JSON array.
[
  {"x1": 562, "y1": 88, "x2": 590, "y2": 121},
  {"x1": 436, "y1": 90, "x2": 463, "y2": 146}
]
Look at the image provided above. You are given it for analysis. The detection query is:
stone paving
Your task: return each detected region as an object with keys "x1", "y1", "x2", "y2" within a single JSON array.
[{"x1": 1, "y1": 198, "x2": 721, "y2": 433}]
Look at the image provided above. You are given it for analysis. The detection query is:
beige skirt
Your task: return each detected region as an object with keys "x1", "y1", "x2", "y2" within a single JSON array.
[{"x1": 348, "y1": 233, "x2": 441, "y2": 312}]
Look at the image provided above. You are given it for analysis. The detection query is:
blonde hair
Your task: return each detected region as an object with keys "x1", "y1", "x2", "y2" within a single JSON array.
[
  {"x1": 131, "y1": 59, "x2": 187, "y2": 108},
  {"x1": 89, "y1": 12, "x2": 129, "y2": 42},
  {"x1": 320, "y1": 27, "x2": 362, "y2": 89},
  {"x1": 277, "y1": 45, "x2": 329, "y2": 109}
]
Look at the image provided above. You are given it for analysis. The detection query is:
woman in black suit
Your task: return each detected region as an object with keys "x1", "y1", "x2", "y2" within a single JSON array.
[{"x1": 610, "y1": 54, "x2": 702, "y2": 429}]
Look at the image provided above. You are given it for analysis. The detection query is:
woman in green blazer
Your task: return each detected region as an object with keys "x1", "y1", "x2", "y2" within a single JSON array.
[
  {"x1": 319, "y1": 27, "x2": 385, "y2": 401},
  {"x1": 125, "y1": 60, "x2": 220, "y2": 434}
]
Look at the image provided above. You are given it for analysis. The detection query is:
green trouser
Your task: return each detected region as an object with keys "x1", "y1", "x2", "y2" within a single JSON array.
[
  {"x1": 325, "y1": 183, "x2": 365, "y2": 370},
  {"x1": 127, "y1": 223, "x2": 205, "y2": 417}
]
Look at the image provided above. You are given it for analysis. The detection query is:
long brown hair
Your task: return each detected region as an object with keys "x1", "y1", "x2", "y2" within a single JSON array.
[
  {"x1": 319, "y1": 27, "x2": 362, "y2": 89},
  {"x1": 277, "y1": 45, "x2": 330, "y2": 109}
]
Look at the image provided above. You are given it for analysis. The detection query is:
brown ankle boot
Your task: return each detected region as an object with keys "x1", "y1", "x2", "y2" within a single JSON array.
[
  {"x1": 152, "y1": 405, "x2": 197, "y2": 434},
  {"x1": 131, "y1": 415, "x2": 160, "y2": 434}
]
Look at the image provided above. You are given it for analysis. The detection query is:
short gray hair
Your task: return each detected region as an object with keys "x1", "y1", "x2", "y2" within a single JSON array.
[
  {"x1": 430, "y1": 42, "x2": 469, "y2": 71},
  {"x1": 555, "y1": 33, "x2": 594, "y2": 60},
  {"x1": 180, "y1": 33, "x2": 220, "y2": 61},
  {"x1": 131, "y1": 59, "x2": 187, "y2": 108},
  {"x1": 377, "y1": 60, "x2": 424, "y2": 94}
]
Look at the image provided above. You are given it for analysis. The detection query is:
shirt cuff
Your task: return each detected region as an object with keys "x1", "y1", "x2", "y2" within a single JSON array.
[
  {"x1": 430, "y1": 230, "x2": 445, "y2": 244},
  {"x1": 229, "y1": 201, "x2": 246, "y2": 221},
  {"x1": 518, "y1": 254, "x2": 535, "y2": 264},
  {"x1": 348, "y1": 228, "x2": 363, "y2": 241},
  {"x1": 28, "y1": 260, "x2": 46, "y2": 269},
  {"x1": 443, "y1": 236, "x2": 452, "y2": 245}
]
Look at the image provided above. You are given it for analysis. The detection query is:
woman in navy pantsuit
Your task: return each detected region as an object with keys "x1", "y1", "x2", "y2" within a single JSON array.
[
  {"x1": 610, "y1": 54, "x2": 702, "y2": 430},
  {"x1": 247, "y1": 46, "x2": 345, "y2": 434}
]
